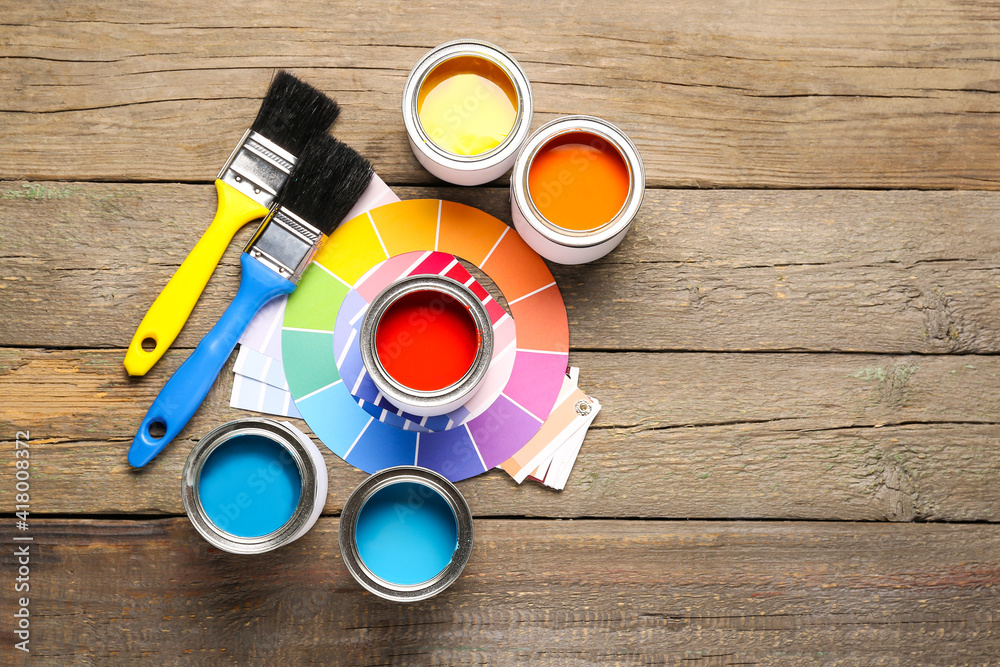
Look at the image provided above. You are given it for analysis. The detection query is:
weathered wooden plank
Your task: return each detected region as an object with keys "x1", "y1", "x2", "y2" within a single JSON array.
[
  {"x1": 1, "y1": 518, "x2": 996, "y2": 664},
  {"x1": 3, "y1": 347, "x2": 998, "y2": 521},
  {"x1": 2, "y1": 183, "x2": 1000, "y2": 353},
  {"x1": 2, "y1": 1, "x2": 1000, "y2": 187}
]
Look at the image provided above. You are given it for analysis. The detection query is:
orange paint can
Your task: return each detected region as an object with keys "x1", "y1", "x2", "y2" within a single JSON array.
[{"x1": 511, "y1": 116, "x2": 645, "y2": 264}]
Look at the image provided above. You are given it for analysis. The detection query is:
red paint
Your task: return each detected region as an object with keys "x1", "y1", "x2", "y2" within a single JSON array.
[{"x1": 375, "y1": 289, "x2": 480, "y2": 392}]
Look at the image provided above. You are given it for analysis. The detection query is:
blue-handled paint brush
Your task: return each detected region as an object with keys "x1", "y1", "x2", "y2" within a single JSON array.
[{"x1": 129, "y1": 135, "x2": 374, "y2": 468}]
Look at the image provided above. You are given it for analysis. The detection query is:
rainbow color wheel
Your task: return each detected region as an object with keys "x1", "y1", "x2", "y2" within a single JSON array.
[
  {"x1": 334, "y1": 250, "x2": 518, "y2": 433},
  {"x1": 281, "y1": 200, "x2": 569, "y2": 482}
]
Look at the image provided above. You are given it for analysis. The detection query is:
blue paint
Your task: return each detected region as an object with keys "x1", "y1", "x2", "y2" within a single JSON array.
[
  {"x1": 355, "y1": 481, "x2": 458, "y2": 585},
  {"x1": 198, "y1": 434, "x2": 302, "y2": 538}
]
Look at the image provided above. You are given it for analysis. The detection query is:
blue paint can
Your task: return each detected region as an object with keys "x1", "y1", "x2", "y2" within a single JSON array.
[
  {"x1": 182, "y1": 418, "x2": 328, "y2": 554},
  {"x1": 339, "y1": 466, "x2": 474, "y2": 601}
]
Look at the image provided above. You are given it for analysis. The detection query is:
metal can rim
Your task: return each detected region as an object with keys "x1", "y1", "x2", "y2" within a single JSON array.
[
  {"x1": 359, "y1": 274, "x2": 494, "y2": 415},
  {"x1": 339, "y1": 466, "x2": 474, "y2": 602},
  {"x1": 511, "y1": 115, "x2": 646, "y2": 248},
  {"x1": 181, "y1": 418, "x2": 320, "y2": 555},
  {"x1": 402, "y1": 39, "x2": 534, "y2": 172}
]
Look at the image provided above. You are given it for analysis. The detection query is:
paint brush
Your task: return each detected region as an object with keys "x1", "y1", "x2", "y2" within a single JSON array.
[
  {"x1": 128, "y1": 135, "x2": 374, "y2": 468},
  {"x1": 123, "y1": 71, "x2": 341, "y2": 377}
]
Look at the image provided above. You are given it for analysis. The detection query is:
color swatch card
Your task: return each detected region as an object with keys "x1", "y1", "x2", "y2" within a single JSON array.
[
  {"x1": 234, "y1": 346, "x2": 287, "y2": 390},
  {"x1": 228, "y1": 195, "x2": 595, "y2": 484},
  {"x1": 230, "y1": 373, "x2": 301, "y2": 419},
  {"x1": 238, "y1": 296, "x2": 286, "y2": 363},
  {"x1": 527, "y1": 396, "x2": 601, "y2": 491},
  {"x1": 499, "y1": 368, "x2": 600, "y2": 489}
]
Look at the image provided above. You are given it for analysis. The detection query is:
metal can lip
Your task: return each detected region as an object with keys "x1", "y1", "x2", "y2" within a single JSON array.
[
  {"x1": 339, "y1": 466, "x2": 474, "y2": 602},
  {"x1": 402, "y1": 39, "x2": 534, "y2": 174},
  {"x1": 360, "y1": 274, "x2": 495, "y2": 417},
  {"x1": 511, "y1": 115, "x2": 646, "y2": 249},
  {"x1": 181, "y1": 418, "x2": 323, "y2": 555}
]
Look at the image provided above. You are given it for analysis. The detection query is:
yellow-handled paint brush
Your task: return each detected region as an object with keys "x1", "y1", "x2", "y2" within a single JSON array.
[{"x1": 124, "y1": 71, "x2": 340, "y2": 376}]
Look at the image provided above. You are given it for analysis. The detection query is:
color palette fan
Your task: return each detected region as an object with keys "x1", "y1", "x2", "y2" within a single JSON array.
[
  {"x1": 280, "y1": 200, "x2": 569, "y2": 482},
  {"x1": 333, "y1": 250, "x2": 517, "y2": 433}
]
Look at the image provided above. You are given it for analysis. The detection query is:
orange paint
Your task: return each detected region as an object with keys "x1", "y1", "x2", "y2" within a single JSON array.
[
  {"x1": 375, "y1": 290, "x2": 480, "y2": 392},
  {"x1": 527, "y1": 132, "x2": 630, "y2": 232}
]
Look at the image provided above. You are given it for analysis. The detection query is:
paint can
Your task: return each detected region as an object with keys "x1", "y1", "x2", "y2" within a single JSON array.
[
  {"x1": 510, "y1": 115, "x2": 645, "y2": 265},
  {"x1": 181, "y1": 418, "x2": 327, "y2": 554},
  {"x1": 339, "y1": 466, "x2": 474, "y2": 601},
  {"x1": 360, "y1": 274, "x2": 494, "y2": 417},
  {"x1": 402, "y1": 39, "x2": 533, "y2": 186}
]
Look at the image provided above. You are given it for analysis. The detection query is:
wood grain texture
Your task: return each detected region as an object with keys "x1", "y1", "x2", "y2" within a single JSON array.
[
  {"x1": 1, "y1": 1, "x2": 1000, "y2": 187},
  {"x1": 3, "y1": 183, "x2": 1000, "y2": 353},
  {"x1": 0, "y1": 518, "x2": 997, "y2": 665},
  {"x1": 3, "y1": 347, "x2": 998, "y2": 521},
  {"x1": 3, "y1": 1, "x2": 1000, "y2": 661}
]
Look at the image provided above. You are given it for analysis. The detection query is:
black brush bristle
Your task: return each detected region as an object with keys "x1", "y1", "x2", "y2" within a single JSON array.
[
  {"x1": 250, "y1": 71, "x2": 340, "y2": 156},
  {"x1": 276, "y1": 135, "x2": 374, "y2": 235}
]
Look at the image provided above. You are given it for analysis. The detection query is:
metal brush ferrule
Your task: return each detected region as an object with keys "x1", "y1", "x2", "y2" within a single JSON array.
[
  {"x1": 244, "y1": 205, "x2": 323, "y2": 283},
  {"x1": 218, "y1": 130, "x2": 297, "y2": 207}
]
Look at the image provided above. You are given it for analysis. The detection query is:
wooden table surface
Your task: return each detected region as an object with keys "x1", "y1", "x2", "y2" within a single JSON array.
[{"x1": 2, "y1": 1, "x2": 999, "y2": 664}]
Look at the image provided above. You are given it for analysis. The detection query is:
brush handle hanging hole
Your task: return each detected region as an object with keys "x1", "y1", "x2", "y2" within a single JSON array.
[
  {"x1": 141, "y1": 337, "x2": 157, "y2": 353},
  {"x1": 147, "y1": 421, "x2": 167, "y2": 440}
]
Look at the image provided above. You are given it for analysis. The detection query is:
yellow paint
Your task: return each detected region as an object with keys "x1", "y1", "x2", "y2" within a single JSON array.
[{"x1": 418, "y1": 56, "x2": 518, "y2": 156}]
